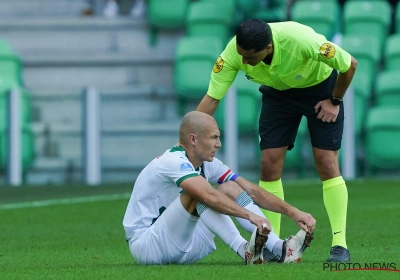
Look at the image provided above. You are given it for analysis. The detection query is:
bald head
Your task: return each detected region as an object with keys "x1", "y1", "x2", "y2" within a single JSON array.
[{"x1": 179, "y1": 111, "x2": 217, "y2": 145}]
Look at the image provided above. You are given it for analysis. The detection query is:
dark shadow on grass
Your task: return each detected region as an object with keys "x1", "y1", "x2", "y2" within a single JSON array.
[{"x1": 88, "y1": 261, "x2": 244, "y2": 267}]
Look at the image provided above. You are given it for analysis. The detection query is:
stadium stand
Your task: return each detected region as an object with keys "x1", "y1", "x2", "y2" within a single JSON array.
[
  {"x1": 365, "y1": 106, "x2": 400, "y2": 174},
  {"x1": 174, "y1": 36, "x2": 223, "y2": 116},
  {"x1": 186, "y1": 1, "x2": 234, "y2": 44},
  {"x1": 375, "y1": 70, "x2": 400, "y2": 106},
  {"x1": 200, "y1": 0, "x2": 236, "y2": 26},
  {"x1": 351, "y1": 73, "x2": 371, "y2": 136},
  {"x1": 341, "y1": 34, "x2": 381, "y2": 88},
  {"x1": 252, "y1": 0, "x2": 287, "y2": 23},
  {"x1": 343, "y1": 0, "x2": 391, "y2": 51},
  {"x1": 2, "y1": 0, "x2": 400, "y2": 184},
  {"x1": 214, "y1": 73, "x2": 261, "y2": 135},
  {"x1": 0, "y1": 37, "x2": 35, "y2": 176},
  {"x1": 396, "y1": 1, "x2": 400, "y2": 33},
  {"x1": 290, "y1": 0, "x2": 341, "y2": 40},
  {"x1": 147, "y1": 0, "x2": 189, "y2": 45},
  {"x1": 384, "y1": 34, "x2": 400, "y2": 70}
]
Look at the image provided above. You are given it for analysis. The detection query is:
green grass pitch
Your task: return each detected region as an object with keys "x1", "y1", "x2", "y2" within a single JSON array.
[{"x1": 1, "y1": 179, "x2": 400, "y2": 279}]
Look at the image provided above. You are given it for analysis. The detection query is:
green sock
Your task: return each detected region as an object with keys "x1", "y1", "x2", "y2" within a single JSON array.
[
  {"x1": 322, "y1": 176, "x2": 348, "y2": 248},
  {"x1": 259, "y1": 179, "x2": 284, "y2": 237}
]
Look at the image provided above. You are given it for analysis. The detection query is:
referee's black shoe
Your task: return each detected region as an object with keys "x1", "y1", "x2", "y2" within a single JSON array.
[{"x1": 326, "y1": 246, "x2": 350, "y2": 262}]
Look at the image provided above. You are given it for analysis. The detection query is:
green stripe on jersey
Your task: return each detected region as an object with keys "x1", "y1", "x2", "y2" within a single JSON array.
[
  {"x1": 170, "y1": 146, "x2": 185, "y2": 152},
  {"x1": 176, "y1": 173, "x2": 199, "y2": 186}
]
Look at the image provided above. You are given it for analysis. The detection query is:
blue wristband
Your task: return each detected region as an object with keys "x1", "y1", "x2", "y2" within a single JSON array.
[{"x1": 230, "y1": 173, "x2": 238, "y2": 181}]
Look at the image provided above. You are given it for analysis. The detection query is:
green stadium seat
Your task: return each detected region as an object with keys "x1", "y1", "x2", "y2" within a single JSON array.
[
  {"x1": 236, "y1": 0, "x2": 260, "y2": 20},
  {"x1": 0, "y1": 124, "x2": 36, "y2": 172},
  {"x1": 257, "y1": 0, "x2": 287, "y2": 22},
  {"x1": 350, "y1": 72, "x2": 371, "y2": 135},
  {"x1": 0, "y1": 90, "x2": 35, "y2": 173},
  {"x1": 200, "y1": 0, "x2": 236, "y2": 25},
  {"x1": 384, "y1": 34, "x2": 400, "y2": 70},
  {"x1": 343, "y1": 0, "x2": 391, "y2": 50},
  {"x1": 375, "y1": 70, "x2": 400, "y2": 107},
  {"x1": 148, "y1": 0, "x2": 189, "y2": 28},
  {"x1": 237, "y1": 0, "x2": 286, "y2": 23},
  {"x1": 395, "y1": 1, "x2": 400, "y2": 34},
  {"x1": 0, "y1": 54, "x2": 23, "y2": 90},
  {"x1": 0, "y1": 39, "x2": 13, "y2": 54},
  {"x1": 147, "y1": 0, "x2": 190, "y2": 45},
  {"x1": 341, "y1": 35, "x2": 381, "y2": 84},
  {"x1": 365, "y1": 107, "x2": 400, "y2": 172},
  {"x1": 291, "y1": 0, "x2": 340, "y2": 40},
  {"x1": 186, "y1": 1, "x2": 234, "y2": 44},
  {"x1": 214, "y1": 73, "x2": 261, "y2": 135},
  {"x1": 174, "y1": 36, "x2": 224, "y2": 115}
]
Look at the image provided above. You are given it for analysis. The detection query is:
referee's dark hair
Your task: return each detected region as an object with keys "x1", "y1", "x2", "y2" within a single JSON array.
[{"x1": 236, "y1": 18, "x2": 272, "y2": 52}]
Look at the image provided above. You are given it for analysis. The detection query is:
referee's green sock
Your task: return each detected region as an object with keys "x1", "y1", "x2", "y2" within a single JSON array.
[
  {"x1": 259, "y1": 179, "x2": 284, "y2": 238},
  {"x1": 323, "y1": 176, "x2": 348, "y2": 249}
]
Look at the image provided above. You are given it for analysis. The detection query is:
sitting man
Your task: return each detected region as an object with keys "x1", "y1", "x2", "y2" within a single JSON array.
[{"x1": 123, "y1": 111, "x2": 316, "y2": 265}]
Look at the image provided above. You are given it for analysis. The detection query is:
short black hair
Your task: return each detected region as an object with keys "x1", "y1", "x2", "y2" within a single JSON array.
[{"x1": 236, "y1": 18, "x2": 272, "y2": 52}]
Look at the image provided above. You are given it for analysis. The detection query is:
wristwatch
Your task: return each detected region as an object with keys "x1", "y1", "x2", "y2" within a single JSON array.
[{"x1": 330, "y1": 96, "x2": 342, "y2": 106}]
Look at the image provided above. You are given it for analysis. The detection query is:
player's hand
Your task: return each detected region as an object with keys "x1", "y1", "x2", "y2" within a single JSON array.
[
  {"x1": 291, "y1": 209, "x2": 316, "y2": 233},
  {"x1": 249, "y1": 213, "x2": 271, "y2": 235},
  {"x1": 314, "y1": 99, "x2": 340, "y2": 123}
]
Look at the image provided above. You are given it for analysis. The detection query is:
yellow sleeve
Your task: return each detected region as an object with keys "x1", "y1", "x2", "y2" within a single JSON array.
[
  {"x1": 207, "y1": 37, "x2": 240, "y2": 100},
  {"x1": 317, "y1": 41, "x2": 352, "y2": 73},
  {"x1": 305, "y1": 32, "x2": 351, "y2": 73}
]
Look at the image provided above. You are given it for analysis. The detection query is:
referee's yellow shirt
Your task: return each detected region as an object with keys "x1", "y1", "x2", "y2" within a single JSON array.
[{"x1": 208, "y1": 21, "x2": 352, "y2": 100}]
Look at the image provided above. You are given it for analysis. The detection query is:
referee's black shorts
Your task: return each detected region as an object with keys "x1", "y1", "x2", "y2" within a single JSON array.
[{"x1": 258, "y1": 70, "x2": 343, "y2": 151}]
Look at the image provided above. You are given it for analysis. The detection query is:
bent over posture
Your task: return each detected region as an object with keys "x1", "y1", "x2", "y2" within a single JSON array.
[
  {"x1": 196, "y1": 19, "x2": 357, "y2": 262},
  {"x1": 123, "y1": 111, "x2": 316, "y2": 265}
]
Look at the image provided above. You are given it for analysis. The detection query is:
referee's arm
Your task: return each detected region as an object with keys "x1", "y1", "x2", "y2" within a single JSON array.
[
  {"x1": 331, "y1": 55, "x2": 358, "y2": 100},
  {"x1": 196, "y1": 94, "x2": 220, "y2": 116}
]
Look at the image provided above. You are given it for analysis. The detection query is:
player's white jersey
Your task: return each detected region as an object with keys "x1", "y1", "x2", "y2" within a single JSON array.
[{"x1": 123, "y1": 145, "x2": 237, "y2": 242}]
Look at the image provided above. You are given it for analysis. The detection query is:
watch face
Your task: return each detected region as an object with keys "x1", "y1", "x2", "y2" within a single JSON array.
[{"x1": 330, "y1": 96, "x2": 341, "y2": 106}]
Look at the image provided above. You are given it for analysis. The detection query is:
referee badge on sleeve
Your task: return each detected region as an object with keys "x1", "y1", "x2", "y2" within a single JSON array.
[
  {"x1": 319, "y1": 43, "x2": 336, "y2": 59},
  {"x1": 213, "y1": 56, "x2": 224, "y2": 73}
]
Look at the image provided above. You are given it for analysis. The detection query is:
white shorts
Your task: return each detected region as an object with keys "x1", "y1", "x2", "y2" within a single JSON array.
[{"x1": 128, "y1": 197, "x2": 216, "y2": 265}]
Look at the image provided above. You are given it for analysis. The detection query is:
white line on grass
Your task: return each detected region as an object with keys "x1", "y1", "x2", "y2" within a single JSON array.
[{"x1": 0, "y1": 192, "x2": 131, "y2": 210}]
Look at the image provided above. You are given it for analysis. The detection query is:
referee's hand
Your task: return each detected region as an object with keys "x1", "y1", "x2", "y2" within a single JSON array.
[{"x1": 315, "y1": 99, "x2": 340, "y2": 123}]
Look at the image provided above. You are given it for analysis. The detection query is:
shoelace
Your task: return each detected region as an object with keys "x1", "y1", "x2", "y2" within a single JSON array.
[{"x1": 262, "y1": 248, "x2": 278, "y2": 262}]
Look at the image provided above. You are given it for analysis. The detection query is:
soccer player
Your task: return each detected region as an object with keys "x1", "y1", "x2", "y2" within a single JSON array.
[
  {"x1": 123, "y1": 111, "x2": 316, "y2": 265},
  {"x1": 196, "y1": 19, "x2": 357, "y2": 262}
]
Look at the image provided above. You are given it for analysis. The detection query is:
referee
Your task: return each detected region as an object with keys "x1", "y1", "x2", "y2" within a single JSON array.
[{"x1": 196, "y1": 19, "x2": 357, "y2": 262}]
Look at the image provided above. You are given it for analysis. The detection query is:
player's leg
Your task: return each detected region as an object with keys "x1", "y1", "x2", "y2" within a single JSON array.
[
  {"x1": 128, "y1": 196, "x2": 199, "y2": 264},
  {"x1": 196, "y1": 202, "x2": 263, "y2": 263},
  {"x1": 217, "y1": 182, "x2": 313, "y2": 263},
  {"x1": 129, "y1": 193, "x2": 212, "y2": 264},
  {"x1": 217, "y1": 181, "x2": 281, "y2": 259},
  {"x1": 258, "y1": 85, "x2": 303, "y2": 237}
]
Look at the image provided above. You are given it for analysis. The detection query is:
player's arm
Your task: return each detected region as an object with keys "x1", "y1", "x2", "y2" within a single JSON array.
[
  {"x1": 179, "y1": 175, "x2": 271, "y2": 231},
  {"x1": 234, "y1": 176, "x2": 316, "y2": 233}
]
